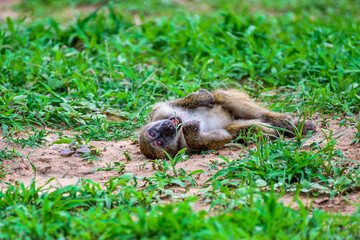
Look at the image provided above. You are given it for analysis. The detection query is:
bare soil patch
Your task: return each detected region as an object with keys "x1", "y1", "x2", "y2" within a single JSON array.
[
  {"x1": 0, "y1": 0, "x2": 101, "y2": 22},
  {"x1": 1, "y1": 115, "x2": 359, "y2": 214},
  {"x1": 0, "y1": 0, "x2": 19, "y2": 21},
  {"x1": 281, "y1": 191, "x2": 360, "y2": 215}
]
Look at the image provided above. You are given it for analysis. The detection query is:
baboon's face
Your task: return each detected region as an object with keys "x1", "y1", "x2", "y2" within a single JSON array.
[{"x1": 139, "y1": 116, "x2": 183, "y2": 159}]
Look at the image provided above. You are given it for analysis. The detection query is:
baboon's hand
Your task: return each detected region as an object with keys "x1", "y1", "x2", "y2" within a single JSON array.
[
  {"x1": 182, "y1": 120, "x2": 202, "y2": 149},
  {"x1": 183, "y1": 120, "x2": 201, "y2": 135},
  {"x1": 190, "y1": 89, "x2": 214, "y2": 107},
  {"x1": 197, "y1": 89, "x2": 212, "y2": 95}
]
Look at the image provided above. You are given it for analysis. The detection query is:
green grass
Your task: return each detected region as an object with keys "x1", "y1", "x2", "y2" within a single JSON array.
[
  {"x1": 352, "y1": 114, "x2": 360, "y2": 144},
  {"x1": 208, "y1": 130, "x2": 360, "y2": 199},
  {"x1": 0, "y1": 147, "x2": 21, "y2": 178},
  {"x1": 2, "y1": 0, "x2": 360, "y2": 135},
  {"x1": 0, "y1": 179, "x2": 359, "y2": 239},
  {"x1": 1, "y1": 0, "x2": 360, "y2": 238},
  {"x1": 3, "y1": 129, "x2": 48, "y2": 148}
]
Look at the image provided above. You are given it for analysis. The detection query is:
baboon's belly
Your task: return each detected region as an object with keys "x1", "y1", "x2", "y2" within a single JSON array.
[{"x1": 180, "y1": 106, "x2": 234, "y2": 132}]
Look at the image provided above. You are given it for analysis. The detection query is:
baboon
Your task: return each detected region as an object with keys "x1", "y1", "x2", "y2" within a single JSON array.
[{"x1": 139, "y1": 89, "x2": 316, "y2": 159}]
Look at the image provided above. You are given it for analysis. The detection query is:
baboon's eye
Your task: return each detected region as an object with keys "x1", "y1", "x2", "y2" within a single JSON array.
[
  {"x1": 149, "y1": 132, "x2": 155, "y2": 137},
  {"x1": 155, "y1": 139, "x2": 163, "y2": 146}
]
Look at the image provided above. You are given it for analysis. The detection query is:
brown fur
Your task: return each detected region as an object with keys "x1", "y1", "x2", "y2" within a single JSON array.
[{"x1": 139, "y1": 89, "x2": 316, "y2": 159}]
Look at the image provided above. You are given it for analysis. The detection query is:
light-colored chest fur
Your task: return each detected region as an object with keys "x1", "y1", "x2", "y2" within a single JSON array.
[
  {"x1": 170, "y1": 105, "x2": 234, "y2": 132},
  {"x1": 151, "y1": 103, "x2": 234, "y2": 132}
]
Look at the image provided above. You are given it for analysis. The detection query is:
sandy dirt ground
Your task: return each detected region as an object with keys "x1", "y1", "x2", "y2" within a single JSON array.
[
  {"x1": 0, "y1": 0, "x2": 98, "y2": 22},
  {"x1": 1, "y1": 115, "x2": 359, "y2": 214},
  {"x1": 0, "y1": 0, "x2": 19, "y2": 21}
]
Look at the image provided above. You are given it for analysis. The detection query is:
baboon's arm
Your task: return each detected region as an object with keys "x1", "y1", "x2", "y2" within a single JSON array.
[
  {"x1": 182, "y1": 120, "x2": 232, "y2": 151},
  {"x1": 169, "y1": 89, "x2": 214, "y2": 108},
  {"x1": 149, "y1": 89, "x2": 215, "y2": 121}
]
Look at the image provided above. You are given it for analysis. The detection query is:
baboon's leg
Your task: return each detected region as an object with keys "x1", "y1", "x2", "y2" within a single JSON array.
[
  {"x1": 226, "y1": 119, "x2": 278, "y2": 138},
  {"x1": 213, "y1": 90, "x2": 316, "y2": 135},
  {"x1": 182, "y1": 120, "x2": 232, "y2": 151},
  {"x1": 213, "y1": 89, "x2": 286, "y2": 120},
  {"x1": 269, "y1": 118, "x2": 317, "y2": 137},
  {"x1": 227, "y1": 118, "x2": 316, "y2": 138}
]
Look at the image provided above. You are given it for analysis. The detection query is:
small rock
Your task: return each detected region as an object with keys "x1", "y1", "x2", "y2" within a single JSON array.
[
  {"x1": 76, "y1": 146, "x2": 91, "y2": 155},
  {"x1": 68, "y1": 141, "x2": 76, "y2": 148},
  {"x1": 60, "y1": 148, "x2": 74, "y2": 157},
  {"x1": 52, "y1": 147, "x2": 62, "y2": 152}
]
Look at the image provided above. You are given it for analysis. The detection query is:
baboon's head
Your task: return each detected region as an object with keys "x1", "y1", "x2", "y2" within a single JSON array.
[{"x1": 139, "y1": 116, "x2": 183, "y2": 159}]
